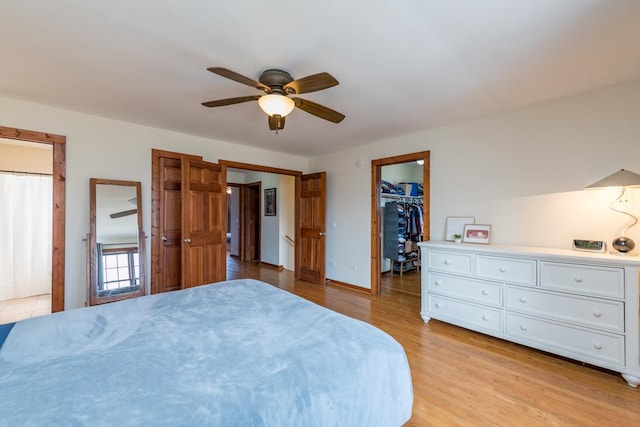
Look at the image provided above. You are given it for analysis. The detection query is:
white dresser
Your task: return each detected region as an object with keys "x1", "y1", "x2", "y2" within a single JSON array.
[{"x1": 419, "y1": 241, "x2": 640, "y2": 387}]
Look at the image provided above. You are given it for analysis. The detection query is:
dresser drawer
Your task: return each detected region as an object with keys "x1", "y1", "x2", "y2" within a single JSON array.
[
  {"x1": 427, "y1": 251, "x2": 473, "y2": 275},
  {"x1": 428, "y1": 294, "x2": 502, "y2": 333},
  {"x1": 506, "y1": 313, "x2": 624, "y2": 367},
  {"x1": 540, "y1": 262, "x2": 624, "y2": 299},
  {"x1": 476, "y1": 255, "x2": 536, "y2": 286},
  {"x1": 428, "y1": 272, "x2": 502, "y2": 307},
  {"x1": 505, "y1": 286, "x2": 624, "y2": 333}
]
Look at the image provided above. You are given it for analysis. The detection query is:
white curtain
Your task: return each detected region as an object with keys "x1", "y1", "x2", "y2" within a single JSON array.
[{"x1": 0, "y1": 174, "x2": 52, "y2": 301}]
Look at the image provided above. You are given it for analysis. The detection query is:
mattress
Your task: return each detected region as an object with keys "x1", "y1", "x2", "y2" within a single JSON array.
[{"x1": 0, "y1": 279, "x2": 412, "y2": 426}]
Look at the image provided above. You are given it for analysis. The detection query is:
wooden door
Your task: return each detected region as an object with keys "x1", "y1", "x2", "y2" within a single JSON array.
[
  {"x1": 242, "y1": 183, "x2": 261, "y2": 261},
  {"x1": 153, "y1": 156, "x2": 183, "y2": 293},
  {"x1": 181, "y1": 157, "x2": 226, "y2": 287},
  {"x1": 296, "y1": 172, "x2": 326, "y2": 285}
]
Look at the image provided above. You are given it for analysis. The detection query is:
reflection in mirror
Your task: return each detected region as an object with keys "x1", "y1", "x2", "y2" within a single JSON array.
[{"x1": 89, "y1": 178, "x2": 146, "y2": 305}]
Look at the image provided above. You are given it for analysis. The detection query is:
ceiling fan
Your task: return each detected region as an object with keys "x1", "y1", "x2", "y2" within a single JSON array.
[
  {"x1": 109, "y1": 198, "x2": 137, "y2": 219},
  {"x1": 201, "y1": 67, "x2": 345, "y2": 132}
]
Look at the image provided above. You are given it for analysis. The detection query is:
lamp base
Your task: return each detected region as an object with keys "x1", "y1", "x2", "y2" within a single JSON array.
[{"x1": 611, "y1": 236, "x2": 636, "y2": 255}]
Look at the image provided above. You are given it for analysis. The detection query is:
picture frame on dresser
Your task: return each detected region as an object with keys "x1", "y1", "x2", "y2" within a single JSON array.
[
  {"x1": 463, "y1": 224, "x2": 491, "y2": 244},
  {"x1": 445, "y1": 216, "x2": 475, "y2": 241}
]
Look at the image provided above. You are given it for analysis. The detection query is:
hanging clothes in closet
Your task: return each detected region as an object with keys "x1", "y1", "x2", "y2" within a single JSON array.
[{"x1": 382, "y1": 197, "x2": 424, "y2": 273}]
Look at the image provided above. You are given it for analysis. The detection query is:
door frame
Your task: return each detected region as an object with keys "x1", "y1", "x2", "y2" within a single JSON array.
[
  {"x1": 219, "y1": 160, "x2": 302, "y2": 274},
  {"x1": 226, "y1": 183, "x2": 242, "y2": 258},
  {"x1": 241, "y1": 181, "x2": 261, "y2": 261},
  {"x1": 0, "y1": 125, "x2": 66, "y2": 312},
  {"x1": 370, "y1": 151, "x2": 430, "y2": 295}
]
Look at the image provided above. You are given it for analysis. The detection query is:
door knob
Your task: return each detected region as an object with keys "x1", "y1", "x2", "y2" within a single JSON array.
[
  {"x1": 161, "y1": 236, "x2": 168, "y2": 241},
  {"x1": 319, "y1": 232, "x2": 326, "y2": 236},
  {"x1": 183, "y1": 238, "x2": 191, "y2": 243}
]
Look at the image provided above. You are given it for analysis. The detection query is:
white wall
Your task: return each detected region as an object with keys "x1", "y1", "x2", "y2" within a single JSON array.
[
  {"x1": 0, "y1": 139, "x2": 52, "y2": 174},
  {"x1": 278, "y1": 175, "x2": 295, "y2": 271},
  {"x1": 3, "y1": 78, "x2": 640, "y2": 302},
  {"x1": 228, "y1": 188, "x2": 241, "y2": 256},
  {"x1": 0, "y1": 96, "x2": 308, "y2": 309},
  {"x1": 310, "y1": 79, "x2": 640, "y2": 289},
  {"x1": 247, "y1": 172, "x2": 280, "y2": 266}
]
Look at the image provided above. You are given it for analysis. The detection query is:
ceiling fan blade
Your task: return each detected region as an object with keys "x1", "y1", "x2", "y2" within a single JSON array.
[
  {"x1": 201, "y1": 95, "x2": 260, "y2": 108},
  {"x1": 268, "y1": 115, "x2": 286, "y2": 130},
  {"x1": 110, "y1": 209, "x2": 137, "y2": 219},
  {"x1": 207, "y1": 67, "x2": 271, "y2": 92},
  {"x1": 284, "y1": 72, "x2": 338, "y2": 95},
  {"x1": 293, "y1": 98, "x2": 345, "y2": 123}
]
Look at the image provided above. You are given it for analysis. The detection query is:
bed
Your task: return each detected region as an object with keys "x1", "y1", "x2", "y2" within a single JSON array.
[{"x1": 0, "y1": 279, "x2": 413, "y2": 426}]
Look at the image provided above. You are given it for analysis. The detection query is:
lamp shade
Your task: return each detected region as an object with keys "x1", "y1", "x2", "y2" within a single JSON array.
[
  {"x1": 258, "y1": 94, "x2": 295, "y2": 117},
  {"x1": 586, "y1": 169, "x2": 640, "y2": 189}
]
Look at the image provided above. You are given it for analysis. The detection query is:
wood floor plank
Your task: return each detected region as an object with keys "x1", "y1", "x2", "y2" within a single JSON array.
[{"x1": 227, "y1": 256, "x2": 640, "y2": 426}]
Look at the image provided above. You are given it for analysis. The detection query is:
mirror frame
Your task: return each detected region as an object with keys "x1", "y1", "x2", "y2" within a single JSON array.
[{"x1": 89, "y1": 178, "x2": 146, "y2": 305}]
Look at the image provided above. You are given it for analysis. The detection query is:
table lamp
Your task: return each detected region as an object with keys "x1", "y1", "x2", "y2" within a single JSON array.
[{"x1": 586, "y1": 169, "x2": 640, "y2": 254}]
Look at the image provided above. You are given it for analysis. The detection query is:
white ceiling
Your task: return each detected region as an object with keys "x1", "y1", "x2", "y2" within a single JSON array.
[{"x1": 1, "y1": 1, "x2": 639, "y2": 157}]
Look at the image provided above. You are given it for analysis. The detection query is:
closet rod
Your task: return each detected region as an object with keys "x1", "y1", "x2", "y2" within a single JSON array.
[
  {"x1": 381, "y1": 194, "x2": 423, "y2": 203},
  {"x1": 0, "y1": 169, "x2": 52, "y2": 176}
]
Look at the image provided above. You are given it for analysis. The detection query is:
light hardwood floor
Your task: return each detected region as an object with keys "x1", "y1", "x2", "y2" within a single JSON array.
[{"x1": 228, "y1": 257, "x2": 640, "y2": 426}]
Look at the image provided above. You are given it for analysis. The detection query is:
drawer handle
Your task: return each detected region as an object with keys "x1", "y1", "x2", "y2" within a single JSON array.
[
  {"x1": 593, "y1": 310, "x2": 602, "y2": 318},
  {"x1": 434, "y1": 280, "x2": 443, "y2": 286},
  {"x1": 574, "y1": 276, "x2": 583, "y2": 283},
  {"x1": 444, "y1": 260, "x2": 452, "y2": 265},
  {"x1": 482, "y1": 315, "x2": 489, "y2": 321},
  {"x1": 435, "y1": 303, "x2": 442, "y2": 308},
  {"x1": 519, "y1": 297, "x2": 527, "y2": 303},
  {"x1": 499, "y1": 267, "x2": 507, "y2": 273},
  {"x1": 519, "y1": 324, "x2": 528, "y2": 331},
  {"x1": 593, "y1": 342, "x2": 602, "y2": 350},
  {"x1": 481, "y1": 290, "x2": 489, "y2": 296}
]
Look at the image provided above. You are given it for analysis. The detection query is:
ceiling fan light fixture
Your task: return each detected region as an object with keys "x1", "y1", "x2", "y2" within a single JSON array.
[{"x1": 258, "y1": 94, "x2": 295, "y2": 117}]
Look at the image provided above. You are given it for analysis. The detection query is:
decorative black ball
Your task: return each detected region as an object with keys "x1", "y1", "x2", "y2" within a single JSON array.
[{"x1": 612, "y1": 237, "x2": 635, "y2": 253}]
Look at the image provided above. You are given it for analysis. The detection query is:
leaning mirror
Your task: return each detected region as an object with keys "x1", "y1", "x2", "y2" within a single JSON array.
[{"x1": 89, "y1": 178, "x2": 146, "y2": 305}]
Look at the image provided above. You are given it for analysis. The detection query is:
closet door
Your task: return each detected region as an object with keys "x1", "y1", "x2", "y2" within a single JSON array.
[
  {"x1": 152, "y1": 151, "x2": 192, "y2": 294},
  {"x1": 296, "y1": 172, "x2": 326, "y2": 285},
  {"x1": 181, "y1": 157, "x2": 226, "y2": 287},
  {"x1": 152, "y1": 150, "x2": 226, "y2": 293}
]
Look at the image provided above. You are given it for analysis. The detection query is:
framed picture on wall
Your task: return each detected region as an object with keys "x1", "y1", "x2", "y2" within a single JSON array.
[
  {"x1": 264, "y1": 188, "x2": 276, "y2": 216},
  {"x1": 463, "y1": 224, "x2": 491, "y2": 244}
]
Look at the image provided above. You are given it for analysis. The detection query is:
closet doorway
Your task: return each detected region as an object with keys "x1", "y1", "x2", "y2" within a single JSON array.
[
  {"x1": 370, "y1": 151, "x2": 430, "y2": 295},
  {"x1": 0, "y1": 126, "x2": 66, "y2": 313}
]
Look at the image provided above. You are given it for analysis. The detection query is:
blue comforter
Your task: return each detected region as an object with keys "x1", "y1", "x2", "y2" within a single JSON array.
[{"x1": 0, "y1": 279, "x2": 412, "y2": 426}]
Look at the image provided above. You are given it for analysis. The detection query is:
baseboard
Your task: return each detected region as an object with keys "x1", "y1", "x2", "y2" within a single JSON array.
[
  {"x1": 260, "y1": 261, "x2": 284, "y2": 271},
  {"x1": 326, "y1": 278, "x2": 371, "y2": 294}
]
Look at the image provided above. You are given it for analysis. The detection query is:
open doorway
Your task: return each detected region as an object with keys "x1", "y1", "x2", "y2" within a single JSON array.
[
  {"x1": 0, "y1": 139, "x2": 53, "y2": 321},
  {"x1": 371, "y1": 152, "x2": 430, "y2": 295},
  {"x1": 224, "y1": 164, "x2": 296, "y2": 272},
  {"x1": 225, "y1": 180, "x2": 262, "y2": 262},
  {"x1": 0, "y1": 126, "x2": 66, "y2": 314}
]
